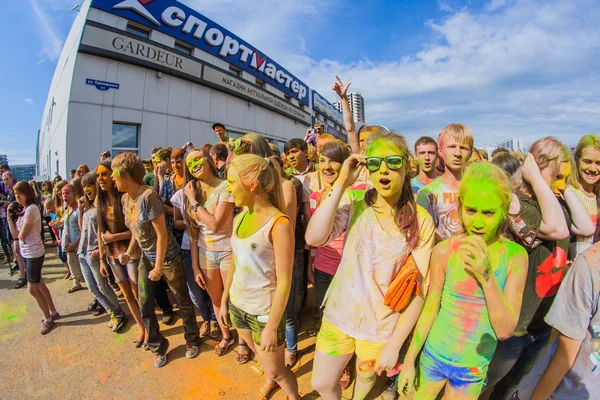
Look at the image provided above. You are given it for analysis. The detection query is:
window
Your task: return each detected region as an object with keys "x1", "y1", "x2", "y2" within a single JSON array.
[
  {"x1": 255, "y1": 78, "x2": 266, "y2": 89},
  {"x1": 284, "y1": 94, "x2": 292, "y2": 103},
  {"x1": 229, "y1": 65, "x2": 242, "y2": 77},
  {"x1": 112, "y1": 123, "x2": 139, "y2": 156},
  {"x1": 174, "y1": 40, "x2": 192, "y2": 55},
  {"x1": 126, "y1": 23, "x2": 150, "y2": 39}
]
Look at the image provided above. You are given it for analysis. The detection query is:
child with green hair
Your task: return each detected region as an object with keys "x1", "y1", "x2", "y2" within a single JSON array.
[{"x1": 398, "y1": 163, "x2": 528, "y2": 399}]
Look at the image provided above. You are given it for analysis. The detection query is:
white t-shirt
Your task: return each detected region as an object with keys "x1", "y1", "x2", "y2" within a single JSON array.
[
  {"x1": 170, "y1": 190, "x2": 190, "y2": 251},
  {"x1": 17, "y1": 204, "x2": 45, "y2": 258}
]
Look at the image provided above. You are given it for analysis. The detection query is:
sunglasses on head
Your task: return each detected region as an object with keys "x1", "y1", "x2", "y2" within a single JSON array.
[
  {"x1": 365, "y1": 155, "x2": 405, "y2": 172},
  {"x1": 234, "y1": 138, "x2": 251, "y2": 149}
]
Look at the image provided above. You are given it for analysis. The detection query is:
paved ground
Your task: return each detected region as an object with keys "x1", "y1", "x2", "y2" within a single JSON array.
[{"x1": 0, "y1": 246, "x2": 390, "y2": 399}]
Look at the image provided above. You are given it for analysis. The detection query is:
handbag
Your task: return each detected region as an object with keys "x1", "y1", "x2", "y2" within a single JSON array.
[{"x1": 384, "y1": 254, "x2": 422, "y2": 313}]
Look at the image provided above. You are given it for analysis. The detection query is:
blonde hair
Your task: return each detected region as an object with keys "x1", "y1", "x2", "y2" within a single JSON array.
[
  {"x1": 513, "y1": 136, "x2": 571, "y2": 198},
  {"x1": 568, "y1": 134, "x2": 600, "y2": 191},
  {"x1": 43, "y1": 198, "x2": 56, "y2": 210},
  {"x1": 233, "y1": 132, "x2": 272, "y2": 158},
  {"x1": 307, "y1": 145, "x2": 318, "y2": 164},
  {"x1": 228, "y1": 154, "x2": 286, "y2": 214},
  {"x1": 438, "y1": 123, "x2": 474, "y2": 150}
]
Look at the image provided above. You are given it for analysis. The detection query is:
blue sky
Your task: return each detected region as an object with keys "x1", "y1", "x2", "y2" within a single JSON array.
[{"x1": 1, "y1": 0, "x2": 599, "y2": 165}]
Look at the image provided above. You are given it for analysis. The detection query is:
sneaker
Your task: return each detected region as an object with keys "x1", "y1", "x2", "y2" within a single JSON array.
[
  {"x1": 185, "y1": 345, "x2": 199, "y2": 359},
  {"x1": 162, "y1": 311, "x2": 175, "y2": 326},
  {"x1": 208, "y1": 321, "x2": 221, "y2": 339},
  {"x1": 41, "y1": 319, "x2": 55, "y2": 335},
  {"x1": 199, "y1": 321, "x2": 210, "y2": 337},
  {"x1": 154, "y1": 353, "x2": 167, "y2": 368},
  {"x1": 112, "y1": 315, "x2": 128, "y2": 332},
  {"x1": 107, "y1": 317, "x2": 114, "y2": 329}
]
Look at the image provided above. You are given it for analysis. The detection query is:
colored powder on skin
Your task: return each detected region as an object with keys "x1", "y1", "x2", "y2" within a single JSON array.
[{"x1": 187, "y1": 158, "x2": 204, "y2": 175}]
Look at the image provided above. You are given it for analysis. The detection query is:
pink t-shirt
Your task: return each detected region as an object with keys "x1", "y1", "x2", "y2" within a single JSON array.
[
  {"x1": 17, "y1": 204, "x2": 45, "y2": 258},
  {"x1": 309, "y1": 183, "x2": 367, "y2": 276}
]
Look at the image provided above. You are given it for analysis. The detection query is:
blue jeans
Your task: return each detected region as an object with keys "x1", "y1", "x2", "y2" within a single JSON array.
[
  {"x1": 181, "y1": 249, "x2": 215, "y2": 322},
  {"x1": 78, "y1": 253, "x2": 122, "y2": 316},
  {"x1": 285, "y1": 249, "x2": 306, "y2": 353},
  {"x1": 0, "y1": 217, "x2": 12, "y2": 258},
  {"x1": 484, "y1": 328, "x2": 552, "y2": 400}
]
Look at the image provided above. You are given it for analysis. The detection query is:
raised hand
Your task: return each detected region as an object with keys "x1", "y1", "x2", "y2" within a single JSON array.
[{"x1": 332, "y1": 75, "x2": 352, "y2": 99}]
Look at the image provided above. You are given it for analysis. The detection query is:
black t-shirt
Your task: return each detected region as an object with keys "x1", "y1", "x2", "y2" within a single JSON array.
[
  {"x1": 507, "y1": 195, "x2": 572, "y2": 336},
  {"x1": 289, "y1": 176, "x2": 305, "y2": 250}
]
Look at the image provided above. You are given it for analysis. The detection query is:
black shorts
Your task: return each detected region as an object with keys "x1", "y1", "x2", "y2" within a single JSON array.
[{"x1": 24, "y1": 254, "x2": 45, "y2": 284}]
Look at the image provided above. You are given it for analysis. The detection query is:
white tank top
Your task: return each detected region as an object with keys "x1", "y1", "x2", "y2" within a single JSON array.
[{"x1": 229, "y1": 211, "x2": 288, "y2": 316}]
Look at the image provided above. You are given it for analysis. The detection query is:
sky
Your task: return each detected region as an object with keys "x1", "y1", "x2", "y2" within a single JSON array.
[{"x1": 1, "y1": 0, "x2": 599, "y2": 165}]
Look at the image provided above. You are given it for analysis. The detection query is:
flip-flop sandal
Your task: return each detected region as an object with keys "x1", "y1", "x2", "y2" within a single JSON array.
[
  {"x1": 285, "y1": 350, "x2": 298, "y2": 368},
  {"x1": 67, "y1": 285, "x2": 83, "y2": 294},
  {"x1": 214, "y1": 336, "x2": 236, "y2": 356},
  {"x1": 236, "y1": 343, "x2": 251, "y2": 365}
]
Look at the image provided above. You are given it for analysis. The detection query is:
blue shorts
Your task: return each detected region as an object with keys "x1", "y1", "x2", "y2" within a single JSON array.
[
  {"x1": 57, "y1": 246, "x2": 67, "y2": 263},
  {"x1": 418, "y1": 343, "x2": 487, "y2": 397}
]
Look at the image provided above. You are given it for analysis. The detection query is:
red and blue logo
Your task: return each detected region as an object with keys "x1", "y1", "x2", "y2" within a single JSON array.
[{"x1": 113, "y1": 0, "x2": 160, "y2": 26}]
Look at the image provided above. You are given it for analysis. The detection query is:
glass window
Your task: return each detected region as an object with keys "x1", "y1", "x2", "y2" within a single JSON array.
[
  {"x1": 255, "y1": 78, "x2": 266, "y2": 89},
  {"x1": 229, "y1": 66, "x2": 242, "y2": 77},
  {"x1": 112, "y1": 123, "x2": 139, "y2": 155},
  {"x1": 126, "y1": 23, "x2": 150, "y2": 39},
  {"x1": 284, "y1": 94, "x2": 292, "y2": 103},
  {"x1": 174, "y1": 41, "x2": 192, "y2": 55}
]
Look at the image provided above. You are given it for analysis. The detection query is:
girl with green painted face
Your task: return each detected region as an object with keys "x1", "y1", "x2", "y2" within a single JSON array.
[
  {"x1": 182, "y1": 148, "x2": 236, "y2": 357},
  {"x1": 397, "y1": 163, "x2": 528, "y2": 400},
  {"x1": 306, "y1": 131, "x2": 435, "y2": 400}
]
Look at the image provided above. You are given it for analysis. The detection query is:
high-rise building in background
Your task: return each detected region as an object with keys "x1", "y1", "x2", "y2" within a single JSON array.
[
  {"x1": 0, "y1": 154, "x2": 8, "y2": 166},
  {"x1": 11, "y1": 164, "x2": 36, "y2": 182},
  {"x1": 496, "y1": 137, "x2": 526, "y2": 153},
  {"x1": 334, "y1": 92, "x2": 366, "y2": 124}
]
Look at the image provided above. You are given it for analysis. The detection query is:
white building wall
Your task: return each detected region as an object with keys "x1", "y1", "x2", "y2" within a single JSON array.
[
  {"x1": 37, "y1": 0, "x2": 92, "y2": 178},
  {"x1": 62, "y1": 52, "x2": 307, "y2": 167}
]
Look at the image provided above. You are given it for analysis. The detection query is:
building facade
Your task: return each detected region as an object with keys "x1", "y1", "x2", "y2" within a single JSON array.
[
  {"x1": 11, "y1": 165, "x2": 36, "y2": 183},
  {"x1": 496, "y1": 136, "x2": 526, "y2": 153},
  {"x1": 37, "y1": 0, "x2": 345, "y2": 179},
  {"x1": 334, "y1": 92, "x2": 366, "y2": 124},
  {"x1": 0, "y1": 155, "x2": 7, "y2": 166}
]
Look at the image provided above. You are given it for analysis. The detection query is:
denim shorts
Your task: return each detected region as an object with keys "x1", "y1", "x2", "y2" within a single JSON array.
[
  {"x1": 199, "y1": 249, "x2": 232, "y2": 271},
  {"x1": 24, "y1": 254, "x2": 45, "y2": 284},
  {"x1": 57, "y1": 246, "x2": 67, "y2": 263},
  {"x1": 229, "y1": 302, "x2": 285, "y2": 347},
  {"x1": 107, "y1": 257, "x2": 139, "y2": 284},
  {"x1": 418, "y1": 343, "x2": 487, "y2": 397}
]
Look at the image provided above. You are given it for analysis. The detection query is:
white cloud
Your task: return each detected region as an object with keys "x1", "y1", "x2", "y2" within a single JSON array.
[
  {"x1": 29, "y1": 0, "x2": 65, "y2": 61},
  {"x1": 439, "y1": 1, "x2": 454, "y2": 12},
  {"x1": 265, "y1": 0, "x2": 600, "y2": 147},
  {"x1": 488, "y1": 0, "x2": 508, "y2": 11},
  {"x1": 24, "y1": 98, "x2": 34, "y2": 105}
]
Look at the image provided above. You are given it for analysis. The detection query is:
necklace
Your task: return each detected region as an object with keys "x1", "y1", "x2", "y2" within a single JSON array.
[{"x1": 128, "y1": 185, "x2": 144, "y2": 214}]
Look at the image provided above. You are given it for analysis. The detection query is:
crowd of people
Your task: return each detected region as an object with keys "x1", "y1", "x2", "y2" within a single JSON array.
[{"x1": 1, "y1": 75, "x2": 599, "y2": 400}]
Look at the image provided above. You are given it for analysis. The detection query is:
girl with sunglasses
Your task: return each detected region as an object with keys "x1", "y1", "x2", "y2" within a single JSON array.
[{"x1": 307, "y1": 131, "x2": 435, "y2": 400}]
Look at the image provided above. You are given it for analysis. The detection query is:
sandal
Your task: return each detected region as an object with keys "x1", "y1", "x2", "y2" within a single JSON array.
[
  {"x1": 214, "y1": 336, "x2": 236, "y2": 356},
  {"x1": 285, "y1": 350, "x2": 298, "y2": 368},
  {"x1": 68, "y1": 285, "x2": 83, "y2": 293},
  {"x1": 88, "y1": 299, "x2": 99, "y2": 312},
  {"x1": 15, "y1": 278, "x2": 27, "y2": 289},
  {"x1": 237, "y1": 343, "x2": 251, "y2": 365},
  {"x1": 258, "y1": 382, "x2": 279, "y2": 400},
  {"x1": 92, "y1": 305, "x2": 106, "y2": 316}
]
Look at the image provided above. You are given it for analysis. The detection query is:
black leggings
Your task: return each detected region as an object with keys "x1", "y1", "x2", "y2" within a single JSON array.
[{"x1": 42, "y1": 216, "x2": 56, "y2": 242}]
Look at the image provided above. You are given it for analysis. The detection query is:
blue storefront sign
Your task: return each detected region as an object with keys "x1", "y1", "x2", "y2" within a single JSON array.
[
  {"x1": 91, "y1": 0, "x2": 309, "y2": 106},
  {"x1": 86, "y1": 78, "x2": 120, "y2": 91},
  {"x1": 312, "y1": 90, "x2": 343, "y2": 126}
]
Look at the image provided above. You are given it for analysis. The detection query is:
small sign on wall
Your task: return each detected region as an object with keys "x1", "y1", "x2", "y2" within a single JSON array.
[{"x1": 86, "y1": 79, "x2": 120, "y2": 91}]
